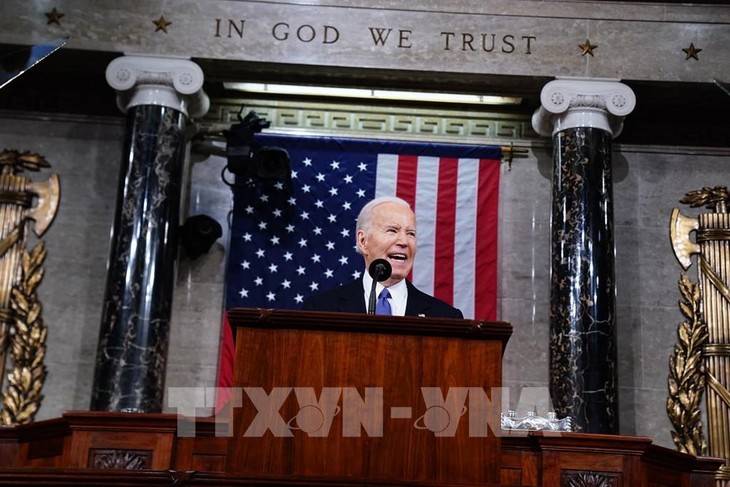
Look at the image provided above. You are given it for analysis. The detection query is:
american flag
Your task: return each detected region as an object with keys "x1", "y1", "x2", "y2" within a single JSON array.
[{"x1": 224, "y1": 134, "x2": 501, "y2": 321}]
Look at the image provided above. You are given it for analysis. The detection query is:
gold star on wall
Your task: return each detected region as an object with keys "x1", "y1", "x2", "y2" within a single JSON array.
[
  {"x1": 579, "y1": 39, "x2": 598, "y2": 57},
  {"x1": 153, "y1": 15, "x2": 172, "y2": 33},
  {"x1": 682, "y1": 43, "x2": 702, "y2": 61},
  {"x1": 45, "y1": 8, "x2": 65, "y2": 25}
]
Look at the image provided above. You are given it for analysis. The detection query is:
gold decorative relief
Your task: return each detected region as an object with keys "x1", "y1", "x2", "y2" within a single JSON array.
[
  {"x1": 667, "y1": 274, "x2": 708, "y2": 456},
  {"x1": 670, "y1": 186, "x2": 730, "y2": 485},
  {"x1": 0, "y1": 150, "x2": 60, "y2": 425}
]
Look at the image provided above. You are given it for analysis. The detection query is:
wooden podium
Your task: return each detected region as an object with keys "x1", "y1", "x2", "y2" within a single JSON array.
[
  {"x1": 226, "y1": 308, "x2": 513, "y2": 485},
  {"x1": 0, "y1": 308, "x2": 725, "y2": 486}
]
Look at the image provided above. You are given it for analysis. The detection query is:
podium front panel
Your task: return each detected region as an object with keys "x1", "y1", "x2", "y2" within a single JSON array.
[{"x1": 226, "y1": 308, "x2": 511, "y2": 485}]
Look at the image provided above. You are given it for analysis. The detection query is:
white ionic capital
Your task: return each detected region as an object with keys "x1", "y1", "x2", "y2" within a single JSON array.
[
  {"x1": 531, "y1": 78, "x2": 636, "y2": 138},
  {"x1": 106, "y1": 55, "x2": 210, "y2": 118}
]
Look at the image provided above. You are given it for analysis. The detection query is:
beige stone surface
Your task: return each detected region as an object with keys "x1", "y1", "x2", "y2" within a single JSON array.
[{"x1": 0, "y1": 1, "x2": 727, "y2": 82}]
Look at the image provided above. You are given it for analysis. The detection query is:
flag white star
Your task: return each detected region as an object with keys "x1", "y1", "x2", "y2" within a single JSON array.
[
  {"x1": 227, "y1": 138, "x2": 414, "y2": 313},
  {"x1": 245, "y1": 205, "x2": 254, "y2": 214},
  {"x1": 239, "y1": 288, "x2": 249, "y2": 298}
]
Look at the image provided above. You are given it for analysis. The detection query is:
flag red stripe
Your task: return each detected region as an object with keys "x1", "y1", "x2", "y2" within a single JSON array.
[
  {"x1": 434, "y1": 158, "x2": 458, "y2": 302},
  {"x1": 395, "y1": 154, "x2": 418, "y2": 208},
  {"x1": 474, "y1": 159, "x2": 500, "y2": 320},
  {"x1": 395, "y1": 155, "x2": 418, "y2": 281}
]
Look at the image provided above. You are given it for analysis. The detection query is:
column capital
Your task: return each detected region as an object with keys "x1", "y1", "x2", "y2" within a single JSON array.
[
  {"x1": 531, "y1": 77, "x2": 635, "y2": 138},
  {"x1": 106, "y1": 55, "x2": 210, "y2": 118}
]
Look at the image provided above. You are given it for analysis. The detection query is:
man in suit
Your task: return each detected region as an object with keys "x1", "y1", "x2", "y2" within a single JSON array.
[{"x1": 302, "y1": 196, "x2": 463, "y2": 319}]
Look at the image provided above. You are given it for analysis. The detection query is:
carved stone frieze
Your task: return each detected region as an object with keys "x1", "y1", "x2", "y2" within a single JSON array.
[{"x1": 200, "y1": 97, "x2": 537, "y2": 143}]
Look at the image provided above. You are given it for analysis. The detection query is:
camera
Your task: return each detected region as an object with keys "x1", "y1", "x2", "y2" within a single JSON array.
[{"x1": 224, "y1": 110, "x2": 290, "y2": 181}]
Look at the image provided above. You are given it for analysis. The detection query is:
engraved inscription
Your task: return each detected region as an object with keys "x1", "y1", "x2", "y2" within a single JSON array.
[{"x1": 211, "y1": 18, "x2": 536, "y2": 56}]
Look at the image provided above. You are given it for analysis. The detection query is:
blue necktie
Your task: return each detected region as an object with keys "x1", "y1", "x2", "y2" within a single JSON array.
[{"x1": 376, "y1": 288, "x2": 392, "y2": 315}]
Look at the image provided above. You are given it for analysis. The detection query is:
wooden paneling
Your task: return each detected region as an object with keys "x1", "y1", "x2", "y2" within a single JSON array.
[
  {"x1": 0, "y1": 309, "x2": 723, "y2": 486},
  {"x1": 227, "y1": 309, "x2": 510, "y2": 485},
  {"x1": 0, "y1": 412, "x2": 725, "y2": 486}
]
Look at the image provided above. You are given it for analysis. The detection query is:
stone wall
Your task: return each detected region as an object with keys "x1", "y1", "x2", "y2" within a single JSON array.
[{"x1": 1, "y1": 0, "x2": 727, "y2": 82}]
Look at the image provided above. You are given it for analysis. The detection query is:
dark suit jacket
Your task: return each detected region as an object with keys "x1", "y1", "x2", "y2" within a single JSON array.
[{"x1": 302, "y1": 278, "x2": 464, "y2": 319}]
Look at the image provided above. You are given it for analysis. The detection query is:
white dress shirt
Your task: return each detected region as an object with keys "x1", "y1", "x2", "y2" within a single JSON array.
[{"x1": 361, "y1": 271, "x2": 408, "y2": 316}]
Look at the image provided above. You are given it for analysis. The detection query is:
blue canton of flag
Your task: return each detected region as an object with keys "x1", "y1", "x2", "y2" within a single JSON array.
[{"x1": 225, "y1": 135, "x2": 376, "y2": 310}]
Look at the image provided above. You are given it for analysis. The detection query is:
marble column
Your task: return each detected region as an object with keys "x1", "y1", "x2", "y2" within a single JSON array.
[
  {"x1": 532, "y1": 78, "x2": 635, "y2": 433},
  {"x1": 90, "y1": 55, "x2": 209, "y2": 413}
]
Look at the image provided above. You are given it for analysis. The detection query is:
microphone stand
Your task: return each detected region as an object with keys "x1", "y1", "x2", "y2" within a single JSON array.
[
  {"x1": 368, "y1": 269, "x2": 381, "y2": 315},
  {"x1": 367, "y1": 259, "x2": 392, "y2": 314}
]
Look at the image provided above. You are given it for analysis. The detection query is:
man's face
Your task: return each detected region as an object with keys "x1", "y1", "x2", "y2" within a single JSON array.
[{"x1": 357, "y1": 202, "x2": 417, "y2": 287}]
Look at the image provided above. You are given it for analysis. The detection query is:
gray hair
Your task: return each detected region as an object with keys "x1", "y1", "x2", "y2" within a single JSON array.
[{"x1": 355, "y1": 196, "x2": 412, "y2": 253}]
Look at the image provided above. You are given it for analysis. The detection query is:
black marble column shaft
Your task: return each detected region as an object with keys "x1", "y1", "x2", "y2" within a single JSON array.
[
  {"x1": 549, "y1": 126, "x2": 618, "y2": 433},
  {"x1": 90, "y1": 105, "x2": 187, "y2": 413}
]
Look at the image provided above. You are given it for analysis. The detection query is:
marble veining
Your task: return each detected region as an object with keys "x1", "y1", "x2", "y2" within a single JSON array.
[
  {"x1": 90, "y1": 105, "x2": 186, "y2": 413},
  {"x1": 549, "y1": 126, "x2": 618, "y2": 433}
]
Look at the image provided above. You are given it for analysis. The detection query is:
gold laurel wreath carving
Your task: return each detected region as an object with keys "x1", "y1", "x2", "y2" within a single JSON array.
[
  {"x1": 680, "y1": 186, "x2": 730, "y2": 210},
  {"x1": 0, "y1": 243, "x2": 48, "y2": 425},
  {"x1": 667, "y1": 273, "x2": 708, "y2": 456}
]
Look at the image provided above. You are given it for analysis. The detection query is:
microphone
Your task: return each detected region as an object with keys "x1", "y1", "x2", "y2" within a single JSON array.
[{"x1": 367, "y1": 259, "x2": 392, "y2": 315}]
